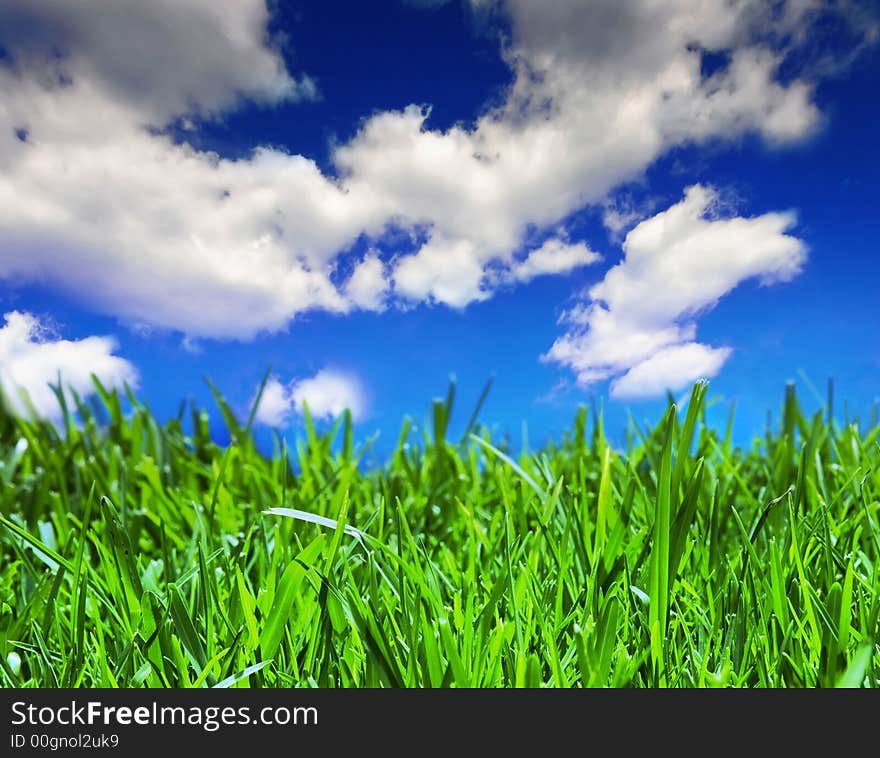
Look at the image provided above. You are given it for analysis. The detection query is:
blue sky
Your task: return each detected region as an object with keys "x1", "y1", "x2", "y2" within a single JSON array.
[{"x1": 0, "y1": 0, "x2": 878, "y2": 458}]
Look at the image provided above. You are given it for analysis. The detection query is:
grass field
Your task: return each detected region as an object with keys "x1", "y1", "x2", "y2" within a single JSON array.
[{"x1": 1, "y1": 377, "x2": 878, "y2": 688}]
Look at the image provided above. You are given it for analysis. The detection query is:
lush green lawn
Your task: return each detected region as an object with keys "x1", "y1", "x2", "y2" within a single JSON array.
[{"x1": 1, "y1": 378, "x2": 878, "y2": 687}]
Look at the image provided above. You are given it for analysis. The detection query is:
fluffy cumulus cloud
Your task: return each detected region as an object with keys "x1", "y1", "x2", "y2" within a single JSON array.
[
  {"x1": 511, "y1": 239, "x2": 602, "y2": 283},
  {"x1": 0, "y1": 311, "x2": 137, "y2": 419},
  {"x1": 610, "y1": 343, "x2": 733, "y2": 399},
  {"x1": 0, "y1": 0, "x2": 359, "y2": 339},
  {"x1": 0, "y1": 0, "x2": 316, "y2": 124},
  {"x1": 345, "y1": 253, "x2": 390, "y2": 312},
  {"x1": 255, "y1": 369, "x2": 367, "y2": 426},
  {"x1": 543, "y1": 185, "x2": 807, "y2": 397},
  {"x1": 0, "y1": 0, "x2": 863, "y2": 341},
  {"x1": 253, "y1": 377, "x2": 295, "y2": 428}
]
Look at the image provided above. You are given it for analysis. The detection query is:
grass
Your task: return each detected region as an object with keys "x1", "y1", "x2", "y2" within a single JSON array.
[{"x1": 0, "y1": 376, "x2": 878, "y2": 688}]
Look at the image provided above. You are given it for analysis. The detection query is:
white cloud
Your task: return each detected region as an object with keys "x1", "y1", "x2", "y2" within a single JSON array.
[
  {"x1": 345, "y1": 253, "x2": 389, "y2": 312},
  {"x1": 602, "y1": 195, "x2": 656, "y2": 240},
  {"x1": 544, "y1": 185, "x2": 806, "y2": 396},
  {"x1": 610, "y1": 343, "x2": 732, "y2": 399},
  {"x1": 393, "y1": 235, "x2": 489, "y2": 307},
  {"x1": 253, "y1": 377, "x2": 294, "y2": 427},
  {"x1": 292, "y1": 369, "x2": 367, "y2": 421},
  {"x1": 0, "y1": 1, "x2": 369, "y2": 339},
  {"x1": 393, "y1": 235, "x2": 601, "y2": 306},
  {"x1": 254, "y1": 369, "x2": 367, "y2": 426},
  {"x1": 511, "y1": 238, "x2": 601, "y2": 283},
  {"x1": 0, "y1": 0, "x2": 314, "y2": 124},
  {"x1": 0, "y1": 1, "x2": 862, "y2": 337},
  {"x1": 590, "y1": 185, "x2": 805, "y2": 324},
  {"x1": 0, "y1": 311, "x2": 137, "y2": 420}
]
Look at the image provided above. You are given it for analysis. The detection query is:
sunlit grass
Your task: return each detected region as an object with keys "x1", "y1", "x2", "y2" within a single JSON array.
[{"x1": 0, "y1": 377, "x2": 878, "y2": 687}]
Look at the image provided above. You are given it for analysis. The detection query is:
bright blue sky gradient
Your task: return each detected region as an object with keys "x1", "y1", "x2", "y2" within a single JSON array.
[{"x1": 0, "y1": 1, "x2": 877, "y2": 458}]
